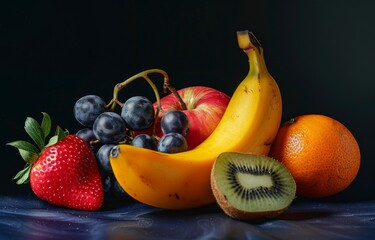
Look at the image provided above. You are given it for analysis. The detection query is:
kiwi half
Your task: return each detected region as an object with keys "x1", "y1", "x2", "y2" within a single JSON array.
[{"x1": 211, "y1": 152, "x2": 296, "y2": 221}]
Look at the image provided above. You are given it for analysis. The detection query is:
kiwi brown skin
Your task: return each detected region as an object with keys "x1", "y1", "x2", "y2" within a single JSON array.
[
  {"x1": 211, "y1": 174, "x2": 290, "y2": 221},
  {"x1": 210, "y1": 152, "x2": 296, "y2": 221}
]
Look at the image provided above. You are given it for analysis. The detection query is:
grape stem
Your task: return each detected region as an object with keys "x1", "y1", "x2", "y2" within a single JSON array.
[
  {"x1": 109, "y1": 69, "x2": 187, "y2": 111},
  {"x1": 108, "y1": 69, "x2": 187, "y2": 135}
]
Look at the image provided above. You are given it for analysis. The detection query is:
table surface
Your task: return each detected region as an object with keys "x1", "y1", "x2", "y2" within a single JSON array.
[{"x1": 1, "y1": 194, "x2": 374, "y2": 240}]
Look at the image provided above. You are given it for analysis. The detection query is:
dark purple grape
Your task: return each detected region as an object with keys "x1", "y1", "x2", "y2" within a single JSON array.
[
  {"x1": 76, "y1": 128, "x2": 102, "y2": 153},
  {"x1": 121, "y1": 96, "x2": 155, "y2": 131},
  {"x1": 93, "y1": 112, "x2": 126, "y2": 144},
  {"x1": 96, "y1": 144, "x2": 116, "y2": 174},
  {"x1": 113, "y1": 179, "x2": 131, "y2": 199},
  {"x1": 157, "y1": 132, "x2": 188, "y2": 153},
  {"x1": 102, "y1": 173, "x2": 131, "y2": 200},
  {"x1": 102, "y1": 174, "x2": 113, "y2": 195},
  {"x1": 100, "y1": 173, "x2": 131, "y2": 204},
  {"x1": 75, "y1": 128, "x2": 96, "y2": 143},
  {"x1": 160, "y1": 110, "x2": 189, "y2": 136},
  {"x1": 131, "y1": 134, "x2": 157, "y2": 150},
  {"x1": 74, "y1": 95, "x2": 107, "y2": 127}
]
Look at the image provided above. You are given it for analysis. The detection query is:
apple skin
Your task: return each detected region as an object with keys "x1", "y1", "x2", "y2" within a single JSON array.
[{"x1": 149, "y1": 86, "x2": 230, "y2": 150}]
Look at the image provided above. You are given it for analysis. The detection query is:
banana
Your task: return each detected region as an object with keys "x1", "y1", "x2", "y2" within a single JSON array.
[{"x1": 110, "y1": 30, "x2": 282, "y2": 209}]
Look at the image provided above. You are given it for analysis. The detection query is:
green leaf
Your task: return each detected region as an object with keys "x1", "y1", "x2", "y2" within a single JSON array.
[
  {"x1": 55, "y1": 126, "x2": 68, "y2": 141},
  {"x1": 6, "y1": 140, "x2": 39, "y2": 154},
  {"x1": 45, "y1": 135, "x2": 59, "y2": 148},
  {"x1": 6, "y1": 140, "x2": 39, "y2": 164},
  {"x1": 24, "y1": 117, "x2": 45, "y2": 151},
  {"x1": 45, "y1": 126, "x2": 69, "y2": 148},
  {"x1": 41, "y1": 112, "x2": 51, "y2": 139},
  {"x1": 19, "y1": 149, "x2": 39, "y2": 164},
  {"x1": 13, "y1": 164, "x2": 31, "y2": 184}
]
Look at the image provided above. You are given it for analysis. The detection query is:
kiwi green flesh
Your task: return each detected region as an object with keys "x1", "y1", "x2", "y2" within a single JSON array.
[{"x1": 211, "y1": 152, "x2": 296, "y2": 220}]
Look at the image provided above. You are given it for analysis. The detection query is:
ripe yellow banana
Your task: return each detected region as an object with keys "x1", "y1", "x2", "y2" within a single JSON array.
[{"x1": 110, "y1": 30, "x2": 282, "y2": 209}]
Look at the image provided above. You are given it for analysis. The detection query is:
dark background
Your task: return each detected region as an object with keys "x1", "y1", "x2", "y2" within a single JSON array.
[{"x1": 1, "y1": 1, "x2": 374, "y2": 201}]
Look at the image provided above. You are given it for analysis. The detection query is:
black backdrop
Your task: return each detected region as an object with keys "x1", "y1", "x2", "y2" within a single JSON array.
[{"x1": 1, "y1": 1, "x2": 374, "y2": 201}]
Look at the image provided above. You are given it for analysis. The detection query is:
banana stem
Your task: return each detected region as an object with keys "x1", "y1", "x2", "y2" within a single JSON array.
[{"x1": 237, "y1": 30, "x2": 268, "y2": 76}]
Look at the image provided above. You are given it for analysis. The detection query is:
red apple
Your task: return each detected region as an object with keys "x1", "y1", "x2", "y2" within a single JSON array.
[{"x1": 149, "y1": 86, "x2": 230, "y2": 150}]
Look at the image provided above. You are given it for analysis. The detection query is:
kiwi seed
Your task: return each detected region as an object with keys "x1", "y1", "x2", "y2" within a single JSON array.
[{"x1": 210, "y1": 152, "x2": 296, "y2": 221}]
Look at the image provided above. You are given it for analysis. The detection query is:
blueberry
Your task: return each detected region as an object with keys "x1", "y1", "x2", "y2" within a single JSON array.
[
  {"x1": 74, "y1": 95, "x2": 107, "y2": 127},
  {"x1": 93, "y1": 112, "x2": 126, "y2": 144},
  {"x1": 157, "y1": 132, "x2": 188, "y2": 153},
  {"x1": 160, "y1": 110, "x2": 189, "y2": 136},
  {"x1": 121, "y1": 96, "x2": 155, "y2": 131},
  {"x1": 131, "y1": 134, "x2": 157, "y2": 150}
]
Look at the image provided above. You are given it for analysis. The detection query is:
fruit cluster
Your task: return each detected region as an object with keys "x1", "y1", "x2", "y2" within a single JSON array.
[
  {"x1": 73, "y1": 92, "x2": 190, "y2": 199},
  {"x1": 108, "y1": 30, "x2": 360, "y2": 220},
  {"x1": 108, "y1": 31, "x2": 286, "y2": 213},
  {"x1": 7, "y1": 31, "x2": 360, "y2": 223},
  {"x1": 74, "y1": 95, "x2": 190, "y2": 154},
  {"x1": 7, "y1": 67, "x2": 230, "y2": 211}
]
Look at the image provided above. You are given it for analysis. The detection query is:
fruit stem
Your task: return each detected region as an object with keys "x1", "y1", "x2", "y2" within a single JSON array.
[
  {"x1": 109, "y1": 68, "x2": 187, "y2": 111},
  {"x1": 164, "y1": 83, "x2": 187, "y2": 110},
  {"x1": 110, "y1": 69, "x2": 168, "y2": 112},
  {"x1": 287, "y1": 118, "x2": 296, "y2": 125},
  {"x1": 237, "y1": 30, "x2": 268, "y2": 76},
  {"x1": 109, "y1": 69, "x2": 188, "y2": 135}
]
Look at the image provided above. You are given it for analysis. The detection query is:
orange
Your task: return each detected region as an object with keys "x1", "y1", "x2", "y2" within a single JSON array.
[{"x1": 268, "y1": 114, "x2": 360, "y2": 198}]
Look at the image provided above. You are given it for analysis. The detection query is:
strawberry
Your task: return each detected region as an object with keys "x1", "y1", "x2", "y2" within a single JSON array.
[{"x1": 7, "y1": 113, "x2": 103, "y2": 210}]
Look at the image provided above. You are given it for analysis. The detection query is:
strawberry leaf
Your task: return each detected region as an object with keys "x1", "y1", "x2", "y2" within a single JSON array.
[
  {"x1": 55, "y1": 126, "x2": 69, "y2": 141},
  {"x1": 7, "y1": 140, "x2": 39, "y2": 154},
  {"x1": 45, "y1": 135, "x2": 59, "y2": 148},
  {"x1": 19, "y1": 149, "x2": 39, "y2": 164},
  {"x1": 45, "y1": 126, "x2": 69, "y2": 148},
  {"x1": 24, "y1": 117, "x2": 45, "y2": 151},
  {"x1": 41, "y1": 112, "x2": 51, "y2": 139},
  {"x1": 13, "y1": 164, "x2": 31, "y2": 184},
  {"x1": 8, "y1": 112, "x2": 71, "y2": 186},
  {"x1": 6, "y1": 140, "x2": 39, "y2": 164}
]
